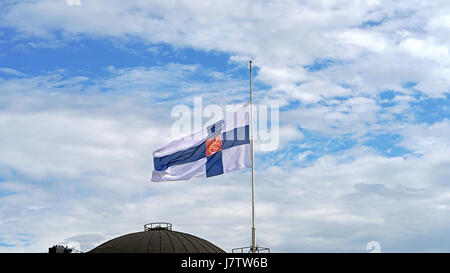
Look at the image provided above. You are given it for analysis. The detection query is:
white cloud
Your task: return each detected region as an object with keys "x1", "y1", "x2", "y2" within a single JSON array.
[
  {"x1": 1, "y1": 0, "x2": 450, "y2": 253},
  {"x1": 0, "y1": 67, "x2": 26, "y2": 77},
  {"x1": 283, "y1": 96, "x2": 380, "y2": 137},
  {"x1": 2, "y1": 0, "x2": 450, "y2": 103},
  {"x1": 335, "y1": 29, "x2": 389, "y2": 53},
  {"x1": 399, "y1": 38, "x2": 449, "y2": 63},
  {"x1": 399, "y1": 119, "x2": 450, "y2": 155},
  {"x1": 0, "y1": 111, "x2": 158, "y2": 180},
  {"x1": 1, "y1": 94, "x2": 450, "y2": 252}
]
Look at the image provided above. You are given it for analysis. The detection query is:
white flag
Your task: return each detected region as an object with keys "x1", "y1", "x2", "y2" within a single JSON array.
[{"x1": 152, "y1": 102, "x2": 251, "y2": 182}]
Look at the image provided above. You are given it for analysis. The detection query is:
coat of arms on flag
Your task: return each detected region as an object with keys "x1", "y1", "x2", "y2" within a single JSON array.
[{"x1": 151, "y1": 102, "x2": 251, "y2": 182}]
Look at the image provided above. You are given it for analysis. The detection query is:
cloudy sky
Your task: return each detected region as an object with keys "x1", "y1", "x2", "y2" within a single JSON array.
[{"x1": 1, "y1": 0, "x2": 450, "y2": 253}]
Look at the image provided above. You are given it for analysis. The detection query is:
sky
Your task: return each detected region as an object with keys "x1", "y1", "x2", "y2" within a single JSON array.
[{"x1": 1, "y1": 0, "x2": 450, "y2": 253}]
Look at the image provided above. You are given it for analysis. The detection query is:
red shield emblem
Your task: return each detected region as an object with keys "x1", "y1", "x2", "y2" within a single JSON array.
[{"x1": 206, "y1": 135, "x2": 223, "y2": 156}]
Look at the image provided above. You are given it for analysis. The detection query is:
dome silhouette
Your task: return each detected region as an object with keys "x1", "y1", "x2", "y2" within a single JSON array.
[{"x1": 89, "y1": 222, "x2": 225, "y2": 253}]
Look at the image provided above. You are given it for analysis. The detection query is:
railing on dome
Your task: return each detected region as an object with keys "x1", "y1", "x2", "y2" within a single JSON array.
[
  {"x1": 144, "y1": 222, "x2": 172, "y2": 231},
  {"x1": 232, "y1": 246, "x2": 270, "y2": 253}
]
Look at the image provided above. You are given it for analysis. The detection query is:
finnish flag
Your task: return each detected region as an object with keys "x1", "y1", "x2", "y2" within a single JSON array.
[{"x1": 151, "y1": 102, "x2": 251, "y2": 182}]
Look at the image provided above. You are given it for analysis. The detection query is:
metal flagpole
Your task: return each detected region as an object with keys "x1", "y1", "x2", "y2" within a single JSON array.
[
  {"x1": 249, "y1": 60, "x2": 256, "y2": 253},
  {"x1": 232, "y1": 62, "x2": 269, "y2": 254}
]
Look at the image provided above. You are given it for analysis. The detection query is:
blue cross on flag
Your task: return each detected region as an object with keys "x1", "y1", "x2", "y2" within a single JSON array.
[{"x1": 151, "y1": 102, "x2": 251, "y2": 182}]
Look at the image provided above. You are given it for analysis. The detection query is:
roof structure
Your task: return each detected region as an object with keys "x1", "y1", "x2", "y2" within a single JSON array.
[{"x1": 89, "y1": 222, "x2": 225, "y2": 253}]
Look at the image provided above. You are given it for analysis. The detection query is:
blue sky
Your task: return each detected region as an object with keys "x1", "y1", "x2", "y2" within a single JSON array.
[{"x1": 1, "y1": 0, "x2": 450, "y2": 253}]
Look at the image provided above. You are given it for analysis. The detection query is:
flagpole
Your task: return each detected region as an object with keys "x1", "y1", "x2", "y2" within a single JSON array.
[{"x1": 249, "y1": 60, "x2": 256, "y2": 253}]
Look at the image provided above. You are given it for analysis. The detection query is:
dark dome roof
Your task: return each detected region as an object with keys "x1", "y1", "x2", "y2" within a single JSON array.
[{"x1": 89, "y1": 223, "x2": 225, "y2": 253}]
